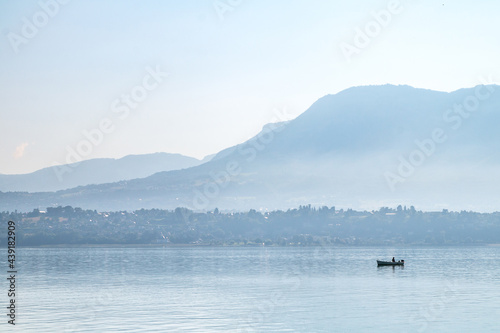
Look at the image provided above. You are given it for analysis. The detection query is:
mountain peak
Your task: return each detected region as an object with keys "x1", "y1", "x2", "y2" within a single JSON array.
[{"x1": 2, "y1": 84, "x2": 500, "y2": 212}]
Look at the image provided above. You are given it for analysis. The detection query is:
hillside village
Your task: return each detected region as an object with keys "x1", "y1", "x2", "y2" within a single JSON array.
[{"x1": 2, "y1": 205, "x2": 500, "y2": 246}]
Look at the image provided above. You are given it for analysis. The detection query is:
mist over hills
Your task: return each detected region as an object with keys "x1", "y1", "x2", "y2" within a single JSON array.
[
  {"x1": 2, "y1": 84, "x2": 500, "y2": 212},
  {"x1": 0, "y1": 153, "x2": 207, "y2": 192}
]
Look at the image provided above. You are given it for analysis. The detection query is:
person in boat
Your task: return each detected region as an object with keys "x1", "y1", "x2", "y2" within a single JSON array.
[{"x1": 392, "y1": 257, "x2": 395, "y2": 262}]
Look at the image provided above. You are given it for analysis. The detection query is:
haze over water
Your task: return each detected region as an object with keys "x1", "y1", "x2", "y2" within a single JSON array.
[{"x1": 16, "y1": 246, "x2": 500, "y2": 332}]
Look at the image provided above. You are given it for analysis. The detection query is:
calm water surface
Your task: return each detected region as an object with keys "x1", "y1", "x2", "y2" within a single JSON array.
[{"x1": 6, "y1": 246, "x2": 500, "y2": 332}]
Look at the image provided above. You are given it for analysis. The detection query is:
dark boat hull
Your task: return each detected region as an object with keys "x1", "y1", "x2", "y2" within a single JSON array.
[{"x1": 377, "y1": 260, "x2": 404, "y2": 266}]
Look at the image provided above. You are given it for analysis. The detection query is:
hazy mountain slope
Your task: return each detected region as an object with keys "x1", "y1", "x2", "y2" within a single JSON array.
[
  {"x1": 2, "y1": 84, "x2": 500, "y2": 212},
  {"x1": 244, "y1": 84, "x2": 499, "y2": 158},
  {"x1": 0, "y1": 153, "x2": 203, "y2": 192}
]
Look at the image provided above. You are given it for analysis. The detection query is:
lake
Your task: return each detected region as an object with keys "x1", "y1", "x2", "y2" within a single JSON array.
[{"x1": 6, "y1": 246, "x2": 500, "y2": 332}]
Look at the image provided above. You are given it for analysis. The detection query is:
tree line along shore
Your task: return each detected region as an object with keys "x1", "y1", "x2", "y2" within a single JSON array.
[{"x1": 1, "y1": 205, "x2": 500, "y2": 246}]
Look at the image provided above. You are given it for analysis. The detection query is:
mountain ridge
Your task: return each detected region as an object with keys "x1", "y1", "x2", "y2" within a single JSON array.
[
  {"x1": 2, "y1": 84, "x2": 500, "y2": 212},
  {"x1": 0, "y1": 152, "x2": 209, "y2": 193}
]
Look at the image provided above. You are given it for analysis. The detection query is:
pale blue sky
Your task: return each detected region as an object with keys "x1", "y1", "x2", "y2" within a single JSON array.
[{"x1": 1, "y1": 0, "x2": 499, "y2": 174}]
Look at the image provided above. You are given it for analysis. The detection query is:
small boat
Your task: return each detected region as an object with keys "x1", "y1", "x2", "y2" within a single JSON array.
[{"x1": 377, "y1": 260, "x2": 404, "y2": 266}]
